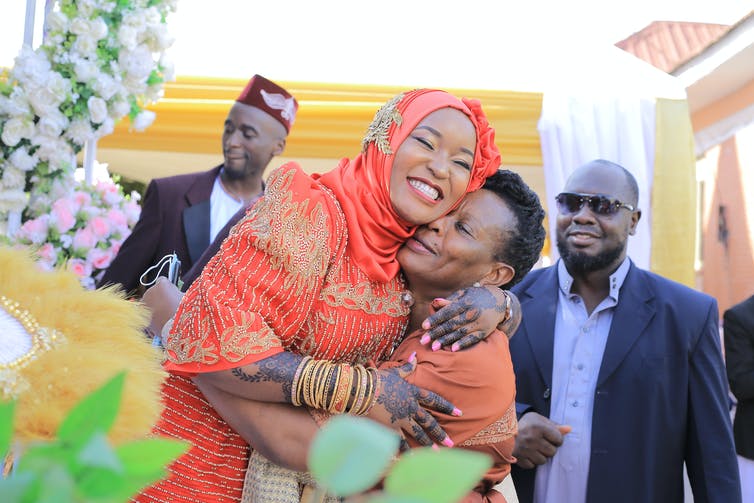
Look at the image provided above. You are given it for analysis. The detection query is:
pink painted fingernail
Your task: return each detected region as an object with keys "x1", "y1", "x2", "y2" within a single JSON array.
[
  {"x1": 422, "y1": 320, "x2": 431, "y2": 330},
  {"x1": 408, "y1": 351, "x2": 417, "y2": 363},
  {"x1": 451, "y1": 342, "x2": 460, "y2": 352},
  {"x1": 442, "y1": 437, "x2": 454, "y2": 447},
  {"x1": 420, "y1": 334, "x2": 431, "y2": 345},
  {"x1": 432, "y1": 444, "x2": 440, "y2": 451},
  {"x1": 431, "y1": 341, "x2": 441, "y2": 351},
  {"x1": 452, "y1": 407, "x2": 463, "y2": 417}
]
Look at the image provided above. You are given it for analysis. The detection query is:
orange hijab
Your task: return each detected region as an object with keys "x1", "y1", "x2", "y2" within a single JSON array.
[{"x1": 314, "y1": 89, "x2": 500, "y2": 283}]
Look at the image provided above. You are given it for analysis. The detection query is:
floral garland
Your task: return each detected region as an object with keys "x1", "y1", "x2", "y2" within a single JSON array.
[{"x1": 0, "y1": 0, "x2": 177, "y2": 286}]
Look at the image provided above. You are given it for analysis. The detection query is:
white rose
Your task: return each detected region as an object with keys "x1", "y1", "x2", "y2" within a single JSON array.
[
  {"x1": 110, "y1": 99, "x2": 131, "y2": 118},
  {"x1": 120, "y1": 45, "x2": 153, "y2": 81},
  {"x1": 77, "y1": 0, "x2": 96, "y2": 17},
  {"x1": 73, "y1": 35, "x2": 98, "y2": 57},
  {"x1": 9, "y1": 147, "x2": 39, "y2": 171},
  {"x1": 35, "y1": 137, "x2": 74, "y2": 172},
  {"x1": 37, "y1": 111, "x2": 69, "y2": 138},
  {"x1": 46, "y1": 11, "x2": 68, "y2": 32},
  {"x1": 147, "y1": 25, "x2": 175, "y2": 52},
  {"x1": 0, "y1": 89, "x2": 32, "y2": 117},
  {"x1": 27, "y1": 86, "x2": 59, "y2": 116},
  {"x1": 13, "y1": 46, "x2": 51, "y2": 84},
  {"x1": 90, "y1": 17, "x2": 109, "y2": 40},
  {"x1": 87, "y1": 96, "x2": 108, "y2": 124},
  {"x1": 1, "y1": 117, "x2": 35, "y2": 146},
  {"x1": 95, "y1": 117, "x2": 115, "y2": 137},
  {"x1": 159, "y1": 56, "x2": 175, "y2": 82},
  {"x1": 47, "y1": 72, "x2": 72, "y2": 102},
  {"x1": 92, "y1": 74, "x2": 120, "y2": 101},
  {"x1": 1, "y1": 166, "x2": 26, "y2": 190},
  {"x1": 143, "y1": 7, "x2": 162, "y2": 25},
  {"x1": 0, "y1": 190, "x2": 28, "y2": 213},
  {"x1": 73, "y1": 58, "x2": 99, "y2": 82},
  {"x1": 117, "y1": 25, "x2": 138, "y2": 51},
  {"x1": 65, "y1": 118, "x2": 94, "y2": 146},
  {"x1": 70, "y1": 17, "x2": 90, "y2": 36},
  {"x1": 132, "y1": 110, "x2": 156, "y2": 132}
]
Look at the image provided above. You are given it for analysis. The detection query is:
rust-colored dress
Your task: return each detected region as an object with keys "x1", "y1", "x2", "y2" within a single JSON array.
[
  {"x1": 132, "y1": 88, "x2": 501, "y2": 503},
  {"x1": 384, "y1": 328, "x2": 518, "y2": 503}
]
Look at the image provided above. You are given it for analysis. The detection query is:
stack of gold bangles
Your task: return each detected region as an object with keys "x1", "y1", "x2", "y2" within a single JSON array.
[{"x1": 291, "y1": 357, "x2": 378, "y2": 416}]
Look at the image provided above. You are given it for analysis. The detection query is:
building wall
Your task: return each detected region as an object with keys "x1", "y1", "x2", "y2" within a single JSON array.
[{"x1": 697, "y1": 123, "x2": 754, "y2": 313}]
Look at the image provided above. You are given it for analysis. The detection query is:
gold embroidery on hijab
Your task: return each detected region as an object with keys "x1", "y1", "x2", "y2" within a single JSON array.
[{"x1": 361, "y1": 92, "x2": 404, "y2": 155}]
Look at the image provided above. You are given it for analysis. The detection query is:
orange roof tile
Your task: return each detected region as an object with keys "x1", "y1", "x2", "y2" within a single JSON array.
[{"x1": 616, "y1": 21, "x2": 731, "y2": 73}]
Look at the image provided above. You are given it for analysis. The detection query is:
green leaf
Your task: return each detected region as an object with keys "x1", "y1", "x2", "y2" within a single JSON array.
[
  {"x1": 0, "y1": 472, "x2": 36, "y2": 502},
  {"x1": 34, "y1": 464, "x2": 75, "y2": 503},
  {"x1": 77, "y1": 432, "x2": 122, "y2": 472},
  {"x1": 308, "y1": 415, "x2": 400, "y2": 497},
  {"x1": 383, "y1": 448, "x2": 492, "y2": 503},
  {"x1": 117, "y1": 438, "x2": 189, "y2": 477},
  {"x1": 57, "y1": 371, "x2": 126, "y2": 447},
  {"x1": 0, "y1": 401, "x2": 15, "y2": 458}
]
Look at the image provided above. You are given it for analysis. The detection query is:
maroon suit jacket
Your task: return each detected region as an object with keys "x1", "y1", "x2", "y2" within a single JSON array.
[{"x1": 98, "y1": 166, "x2": 222, "y2": 295}]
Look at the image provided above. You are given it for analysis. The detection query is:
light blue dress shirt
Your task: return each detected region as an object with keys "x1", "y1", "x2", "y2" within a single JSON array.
[{"x1": 533, "y1": 258, "x2": 630, "y2": 503}]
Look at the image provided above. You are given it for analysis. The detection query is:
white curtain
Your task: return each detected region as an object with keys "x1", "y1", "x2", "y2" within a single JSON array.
[{"x1": 538, "y1": 92, "x2": 655, "y2": 269}]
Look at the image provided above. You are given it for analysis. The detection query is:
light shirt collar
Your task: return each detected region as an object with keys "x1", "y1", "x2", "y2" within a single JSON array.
[{"x1": 557, "y1": 257, "x2": 631, "y2": 303}]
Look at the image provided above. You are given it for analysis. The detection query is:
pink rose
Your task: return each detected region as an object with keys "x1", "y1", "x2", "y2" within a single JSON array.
[
  {"x1": 51, "y1": 198, "x2": 77, "y2": 234},
  {"x1": 72, "y1": 227, "x2": 98, "y2": 252},
  {"x1": 37, "y1": 242, "x2": 58, "y2": 264},
  {"x1": 88, "y1": 247, "x2": 114, "y2": 270},
  {"x1": 67, "y1": 258, "x2": 92, "y2": 278},
  {"x1": 18, "y1": 216, "x2": 49, "y2": 244},
  {"x1": 87, "y1": 216, "x2": 111, "y2": 240},
  {"x1": 123, "y1": 200, "x2": 141, "y2": 226},
  {"x1": 72, "y1": 190, "x2": 92, "y2": 211},
  {"x1": 106, "y1": 208, "x2": 128, "y2": 231}
]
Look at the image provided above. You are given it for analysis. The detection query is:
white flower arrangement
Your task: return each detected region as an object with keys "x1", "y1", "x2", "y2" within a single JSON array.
[
  {"x1": 0, "y1": 0, "x2": 176, "y2": 217},
  {"x1": 0, "y1": 0, "x2": 177, "y2": 287}
]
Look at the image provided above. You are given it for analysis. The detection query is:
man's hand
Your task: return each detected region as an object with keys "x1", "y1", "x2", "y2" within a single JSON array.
[
  {"x1": 141, "y1": 277, "x2": 184, "y2": 338},
  {"x1": 513, "y1": 412, "x2": 571, "y2": 469}
]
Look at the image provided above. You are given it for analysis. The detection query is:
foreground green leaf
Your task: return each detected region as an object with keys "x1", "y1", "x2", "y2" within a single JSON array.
[
  {"x1": 308, "y1": 415, "x2": 399, "y2": 497},
  {"x1": 0, "y1": 401, "x2": 15, "y2": 458},
  {"x1": 383, "y1": 448, "x2": 491, "y2": 503},
  {"x1": 57, "y1": 371, "x2": 126, "y2": 447}
]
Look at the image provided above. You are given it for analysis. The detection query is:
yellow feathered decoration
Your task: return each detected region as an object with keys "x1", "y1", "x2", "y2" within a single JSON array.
[{"x1": 0, "y1": 246, "x2": 166, "y2": 444}]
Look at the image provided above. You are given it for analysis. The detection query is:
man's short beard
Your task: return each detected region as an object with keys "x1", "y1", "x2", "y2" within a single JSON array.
[{"x1": 557, "y1": 239, "x2": 625, "y2": 275}]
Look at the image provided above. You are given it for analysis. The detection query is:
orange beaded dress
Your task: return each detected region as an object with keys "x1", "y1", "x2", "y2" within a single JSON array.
[{"x1": 133, "y1": 89, "x2": 500, "y2": 502}]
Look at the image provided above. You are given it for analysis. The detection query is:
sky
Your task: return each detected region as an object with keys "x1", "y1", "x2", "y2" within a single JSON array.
[{"x1": 2, "y1": 0, "x2": 753, "y2": 91}]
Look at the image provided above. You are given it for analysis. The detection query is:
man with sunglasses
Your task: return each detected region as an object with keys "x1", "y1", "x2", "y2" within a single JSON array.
[{"x1": 508, "y1": 159, "x2": 740, "y2": 503}]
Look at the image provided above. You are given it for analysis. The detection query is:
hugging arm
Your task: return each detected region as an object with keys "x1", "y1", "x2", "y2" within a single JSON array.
[
  {"x1": 194, "y1": 379, "x2": 316, "y2": 471},
  {"x1": 423, "y1": 286, "x2": 521, "y2": 350},
  {"x1": 195, "y1": 353, "x2": 459, "y2": 447}
]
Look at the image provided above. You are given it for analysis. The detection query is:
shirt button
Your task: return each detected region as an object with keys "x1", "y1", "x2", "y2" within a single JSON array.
[
  {"x1": 577, "y1": 363, "x2": 585, "y2": 370},
  {"x1": 571, "y1": 400, "x2": 579, "y2": 407},
  {"x1": 582, "y1": 326, "x2": 590, "y2": 333}
]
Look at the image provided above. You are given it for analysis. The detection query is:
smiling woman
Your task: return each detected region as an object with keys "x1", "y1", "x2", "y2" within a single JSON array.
[{"x1": 132, "y1": 88, "x2": 507, "y2": 503}]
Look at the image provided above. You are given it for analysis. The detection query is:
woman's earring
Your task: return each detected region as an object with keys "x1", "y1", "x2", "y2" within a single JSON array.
[{"x1": 473, "y1": 282, "x2": 481, "y2": 288}]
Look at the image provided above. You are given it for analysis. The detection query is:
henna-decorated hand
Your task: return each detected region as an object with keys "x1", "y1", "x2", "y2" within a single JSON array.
[
  {"x1": 420, "y1": 286, "x2": 519, "y2": 351},
  {"x1": 366, "y1": 354, "x2": 460, "y2": 447}
]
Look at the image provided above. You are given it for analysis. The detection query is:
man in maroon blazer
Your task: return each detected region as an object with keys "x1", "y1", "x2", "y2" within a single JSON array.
[{"x1": 98, "y1": 75, "x2": 297, "y2": 296}]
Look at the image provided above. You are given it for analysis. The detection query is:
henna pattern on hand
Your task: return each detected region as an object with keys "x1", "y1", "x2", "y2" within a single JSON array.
[{"x1": 230, "y1": 351, "x2": 302, "y2": 403}]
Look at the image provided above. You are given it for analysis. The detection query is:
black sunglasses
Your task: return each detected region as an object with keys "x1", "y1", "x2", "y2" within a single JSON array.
[{"x1": 555, "y1": 192, "x2": 636, "y2": 216}]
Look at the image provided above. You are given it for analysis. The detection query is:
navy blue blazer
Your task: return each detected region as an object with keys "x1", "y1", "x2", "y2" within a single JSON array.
[{"x1": 509, "y1": 261, "x2": 740, "y2": 503}]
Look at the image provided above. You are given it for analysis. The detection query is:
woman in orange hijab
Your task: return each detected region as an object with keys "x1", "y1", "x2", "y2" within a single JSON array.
[{"x1": 134, "y1": 89, "x2": 503, "y2": 502}]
